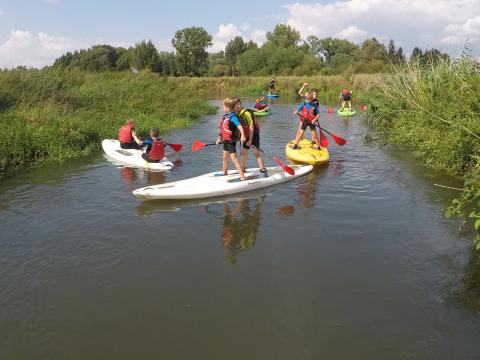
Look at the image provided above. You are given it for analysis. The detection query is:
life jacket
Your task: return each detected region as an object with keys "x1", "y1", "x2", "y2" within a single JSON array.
[
  {"x1": 341, "y1": 89, "x2": 351, "y2": 95},
  {"x1": 118, "y1": 124, "x2": 134, "y2": 143},
  {"x1": 255, "y1": 102, "x2": 266, "y2": 110},
  {"x1": 238, "y1": 109, "x2": 260, "y2": 135},
  {"x1": 219, "y1": 113, "x2": 236, "y2": 141},
  {"x1": 148, "y1": 139, "x2": 165, "y2": 161},
  {"x1": 300, "y1": 103, "x2": 316, "y2": 123}
]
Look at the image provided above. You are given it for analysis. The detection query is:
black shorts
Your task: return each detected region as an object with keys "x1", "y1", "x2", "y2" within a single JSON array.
[
  {"x1": 341, "y1": 94, "x2": 351, "y2": 101},
  {"x1": 223, "y1": 141, "x2": 237, "y2": 153},
  {"x1": 301, "y1": 120, "x2": 316, "y2": 131},
  {"x1": 141, "y1": 152, "x2": 159, "y2": 163},
  {"x1": 120, "y1": 142, "x2": 142, "y2": 149},
  {"x1": 242, "y1": 132, "x2": 260, "y2": 149}
]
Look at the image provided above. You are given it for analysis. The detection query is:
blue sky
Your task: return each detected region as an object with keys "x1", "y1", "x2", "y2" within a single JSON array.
[{"x1": 0, "y1": 0, "x2": 478, "y2": 68}]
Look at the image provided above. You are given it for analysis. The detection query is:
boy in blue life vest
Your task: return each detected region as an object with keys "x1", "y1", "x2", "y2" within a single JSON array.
[
  {"x1": 292, "y1": 92, "x2": 321, "y2": 150},
  {"x1": 339, "y1": 88, "x2": 353, "y2": 111},
  {"x1": 118, "y1": 118, "x2": 143, "y2": 149},
  {"x1": 216, "y1": 97, "x2": 247, "y2": 180},
  {"x1": 141, "y1": 127, "x2": 165, "y2": 163}
]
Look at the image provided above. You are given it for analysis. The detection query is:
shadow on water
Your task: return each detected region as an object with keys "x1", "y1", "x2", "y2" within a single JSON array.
[{"x1": 459, "y1": 250, "x2": 480, "y2": 312}]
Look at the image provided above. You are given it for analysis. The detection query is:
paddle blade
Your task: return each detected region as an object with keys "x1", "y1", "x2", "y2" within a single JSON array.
[
  {"x1": 329, "y1": 132, "x2": 347, "y2": 146},
  {"x1": 167, "y1": 143, "x2": 183, "y2": 152},
  {"x1": 327, "y1": 107, "x2": 334, "y2": 113},
  {"x1": 319, "y1": 129, "x2": 329, "y2": 148},
  {"x1": 360, "y1": 104, "x2": 368, "y2": 111},
  {"x1": 191, "y1": 140, "x2": 206, "y2": 152},
  {"x1": 272, "y1": 157, "x2": 295, "y2": 175}
]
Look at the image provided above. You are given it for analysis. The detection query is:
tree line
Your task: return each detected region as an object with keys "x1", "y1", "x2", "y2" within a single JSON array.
[{"x1": 52, "y1": 24, "x2": 450, "y2": 76}]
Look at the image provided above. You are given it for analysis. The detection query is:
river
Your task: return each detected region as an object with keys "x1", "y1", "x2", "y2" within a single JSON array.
[{"x1": 1, "y1": 99, "x2": 479, "y2": 359}]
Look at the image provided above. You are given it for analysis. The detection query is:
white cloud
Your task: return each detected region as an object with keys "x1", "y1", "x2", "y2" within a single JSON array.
[
  {"x1": 0, "y1": 30, "x2": 85, "y2": 68},
  {"x1": 285, "y1": 0, "x2": 480, "y2": 53},
  {"x1": 336, "y1": 26, "x2": 367, "y2": 41},
  {"x1": 211, "y1": 23, "x2": 267, "y2": 52}
]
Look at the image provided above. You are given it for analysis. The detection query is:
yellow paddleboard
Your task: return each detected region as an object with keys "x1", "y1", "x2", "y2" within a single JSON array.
[{"x1": 285, "y1": 139, "x2": 329, "y2": 166}]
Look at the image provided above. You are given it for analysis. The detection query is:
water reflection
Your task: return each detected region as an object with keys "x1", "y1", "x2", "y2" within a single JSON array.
[
  {"x1": 118, "y1": 167, "x2": 166, "y2": 186},
  {"x1": 221, "y1": 195, "x2": 265, "y2": 264}
]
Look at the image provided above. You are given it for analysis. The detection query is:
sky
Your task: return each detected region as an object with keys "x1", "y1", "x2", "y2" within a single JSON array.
[{"x1": 0, "y1": 0, "x2": 479, "y2": 68}]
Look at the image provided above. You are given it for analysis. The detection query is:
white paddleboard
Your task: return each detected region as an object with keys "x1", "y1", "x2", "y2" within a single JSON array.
[
  {"x1": 133, "y1": 165, "x2": 313, "y2": 200},
  {"x1": 102, "y1": 139, "x2": 174, "y2": 172}
]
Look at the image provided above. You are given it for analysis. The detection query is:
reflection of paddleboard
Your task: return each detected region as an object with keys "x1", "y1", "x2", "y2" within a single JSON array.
[
  {"x1": 285, "y1": 139, "x2": 330, "y2": 166},
  {"x1": 102, "y1": 139, "x2": 173, "y2": 171},
  {"x1": 133, "y1": 165, "x2": 313, "y2": 200},
  {"x1": 266, "y1": 93, "x2": 279, "y2": 98},
  {"x1": 337, "y1": 109, "x2": 356, "y2": 116},
  {"x1": 254, "y1": 110, "x2": 271, "y2": 117}
]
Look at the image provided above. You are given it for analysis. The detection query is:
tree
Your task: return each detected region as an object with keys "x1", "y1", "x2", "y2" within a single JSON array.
[
  {"x1": 225, "y1": 36, "x2": 248, "y2": 75},
  {"x1": 319, "y1": 37, "x2": 358, "y2": 64},
  {"x1": 132, "y1": 40, "x2": 160, "y2": 72},
  {"x1": 172, "y1": 27, "x2": 212, "y2": 76},
  {"x1": 265, "y1": 24, "x2": 301, "y2": 48},
  {"x1": 410, "y1": 47, "x2": 423, "y2": 63},
  {"x1": 303, "y1": 35, "x2": 323, "y2": 57}
]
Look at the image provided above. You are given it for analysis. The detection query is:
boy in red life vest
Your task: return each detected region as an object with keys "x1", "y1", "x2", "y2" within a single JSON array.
[
  {"x1": 254, "y1": 98, "x2": 269, "y2": 112},
  {"x1": 234, "y1": 98, "x2": 267, "y2": 177},
  {"x1": 215, "y1": 97, "x2": 247, "y2": 180},
  {"x1": 339, "y1": 88, "x2": 353, "y2": 111},
  {"x1": 141, "y1": 127, "x2": 165, "y2": 163},
  {"x1": 118, "y1": 119, "x2": 143, "y2": 149},
  {"x1": 292, "y1": 92, "x2": 321, "y2": 150}
]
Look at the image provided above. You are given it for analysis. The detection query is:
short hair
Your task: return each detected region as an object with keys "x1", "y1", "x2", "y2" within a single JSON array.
[
  {"x1": 223, "y1": 97, "x2": 237, "y2": 110},
  {"x1": 311, "y1": 88, "x2": 318, "y2": 93},
  {"x1": 126, "y1": 118, "x2": 134, "y2": 125},
  {"x1": 150, "y1": 127, "x2": 159, "y2": 137},
  {"x1": 233, "y1": 97, "x2": 241, "y2": 105}
]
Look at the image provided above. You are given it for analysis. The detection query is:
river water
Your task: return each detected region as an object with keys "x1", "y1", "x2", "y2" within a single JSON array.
[{"x1": 1, "y1": 100, "x2": 479, "y2": 359}]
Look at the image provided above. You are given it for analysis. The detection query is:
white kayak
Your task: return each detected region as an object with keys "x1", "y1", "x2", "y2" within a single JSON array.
[
  {"x1": 133, "y1": 165, "x2": 313, "y2": 200},
  {"x1": 102, "y1": 139, "x2": 174, "y2": 172}
]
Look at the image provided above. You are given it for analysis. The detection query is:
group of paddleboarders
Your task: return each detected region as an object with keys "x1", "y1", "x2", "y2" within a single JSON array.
[
  {"x1": 118, "y1": 119, "x2": 166, "y2": 163},
  {"x1": 216, "y1": 97, "x2": 267, "y2": 181}
]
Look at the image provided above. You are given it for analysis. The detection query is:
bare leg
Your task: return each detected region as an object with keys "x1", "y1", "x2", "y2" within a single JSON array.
[
  {"x1": 311, "y1": 129, "x2": 320, "y2": 149},
  {"x1": 240, "y1": 147, "x2": 248, "y2": 171},
  {"x1": 222, "y1": 151, "x2": 229, "y2": 175},
  {"x1": 230, "y1": 153, "x2": 245, "y2": 180},
  {"x1": 348, "y1": 101, "x2": 352, "y2": 110},
  {"x1": 253, "y1": 148, "x2": 266, "y2": 169},
  {"x1": 294, "y1": 128, "x2": 306, "y2": 146}
]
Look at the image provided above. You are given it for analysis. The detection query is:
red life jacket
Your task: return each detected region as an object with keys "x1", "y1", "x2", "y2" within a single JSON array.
[
  {"x1": 148, "y1": 139, "x2": 165, "y2": 161},
  {"x1": 255, "y1": 103, "x2": 266, "y2": 110},
  {"x1": 341, "y1": 89, "x2": 350, "y2": 95},
  {"x1": 118, "y1": 124, "x2": 134, "y2": 143},
  {"x1": 301, "y1": 104, "x2": 316, "y2": 123},
  {"x1": 219, "y1": 113, "x2": 236, "y2": 141}
]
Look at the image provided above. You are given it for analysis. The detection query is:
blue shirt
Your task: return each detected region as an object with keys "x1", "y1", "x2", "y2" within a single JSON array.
[
  {"x1": 226, "y1": 112, "x2": 241, "y2": 127},
  {"x1": 297, "y1": 101, "x2": 319, "y2": 115}
]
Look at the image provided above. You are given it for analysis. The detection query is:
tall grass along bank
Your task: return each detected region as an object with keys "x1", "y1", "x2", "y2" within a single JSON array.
[
  {"x1": 366, "y1": 57, "x2": 480, "y2": 248},
  {"x1": 0, "y1": 68, "x2": 216, "y2": 177}
]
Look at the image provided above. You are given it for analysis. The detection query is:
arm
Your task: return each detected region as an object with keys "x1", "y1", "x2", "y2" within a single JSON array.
[
  {"x1": 298, "y1": 83, "x2": 308, "y2": 97},
  {"x1": 237, "y1": 125, "x2": 246, "y2": 143},
  {"x1": 248, "y1": 123, "x2": 254, "y2": 145},
  {"x1": 132, "y1": 130, "x2": 142, "y2": 145}
]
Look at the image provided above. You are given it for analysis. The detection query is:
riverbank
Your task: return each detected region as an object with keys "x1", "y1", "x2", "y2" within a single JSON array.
[
  {"x1": 365, "y1": 57, "x2": 480, "y2": 248},
  {"x1": 0, "y1": 68, "x2": 217, "y2": 177}
]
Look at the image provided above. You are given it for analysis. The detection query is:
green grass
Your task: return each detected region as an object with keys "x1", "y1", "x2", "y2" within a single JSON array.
[
  {"x1": 0, "y1": 68, "x2": 216, "y2": 176},
  {"x1": 365, "y1": 57, "x2": 480, "y2": 248}
]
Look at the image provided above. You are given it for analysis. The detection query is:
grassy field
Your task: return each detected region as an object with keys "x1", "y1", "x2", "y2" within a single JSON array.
[
  {"x1": 365, "y1": 57, "x2": 480, "y2": 248},
  {"x1": 0, "y1": 68, "x2": 216, "y2": 176}
]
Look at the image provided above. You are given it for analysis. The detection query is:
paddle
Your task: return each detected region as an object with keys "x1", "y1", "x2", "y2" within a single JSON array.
[
  {"x1": 250, "y1": 145, "x2": 295, "y2": 175},
  {"x1": 315, "y1": 125, "x2": 347, "y2": 146},
  {"x1": 165, "y1": 142, "x2": 183, "y2": 152},
  {"x1": 327, "y1": 107, "x2": 334, "y2": 113},
  {"x1": 297, "y1": 114, "x2": 347, "y2": 146},
  {"x1": 318, "y1": 126, "x2": 329, "y2": 147},
  {"x1": 360, "y1": 104, "x2": 368, "y2": 111},
  {"x1": 191, "y1": 140, "x2": 218, "y2": 152}
]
